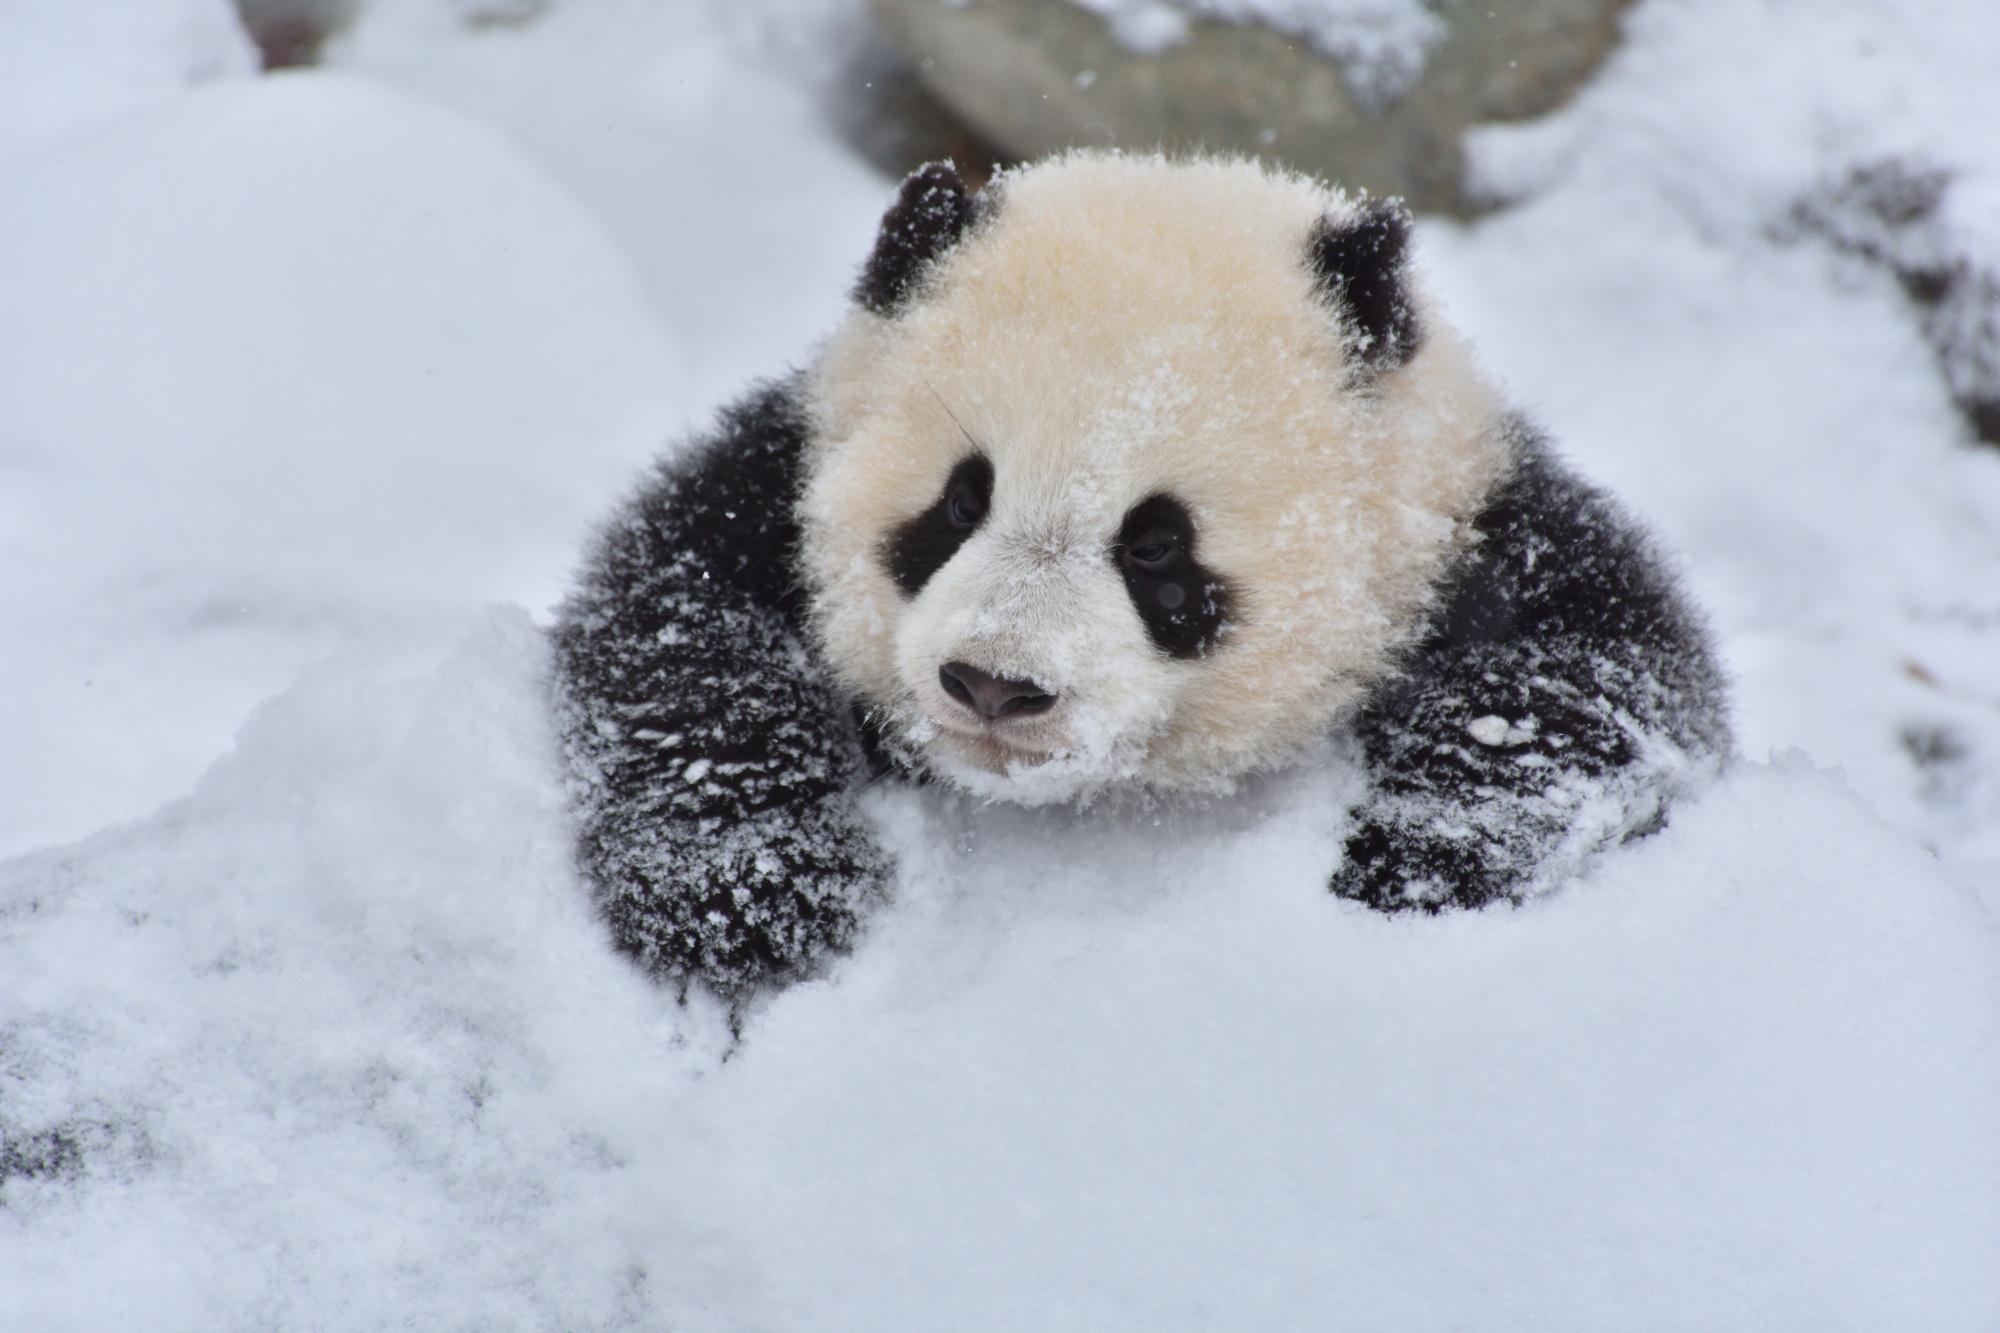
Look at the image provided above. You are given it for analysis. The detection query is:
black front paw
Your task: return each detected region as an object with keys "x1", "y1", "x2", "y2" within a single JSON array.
[
  {"x1": 1331, "y1": 819, "x2": 1515, "y2": 913},
  {"x1": 592, "y1": 804, "x2": 890, "y2": 999}
]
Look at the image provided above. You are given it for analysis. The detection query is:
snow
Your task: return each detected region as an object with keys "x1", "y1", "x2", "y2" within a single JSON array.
[
  {"x1": 5, "y1": 612, "x2": 1996, "y2": 1329},
  {"x1": 331, "y1": 0, "x2": 891, "y2": 407},
  {"x1": 0, "y1": 0, "x2": 258, "y2": 160},
  {"x1": 0, "y1": 67, "x2": 681, "y2": 856},
  {"x1": 4, "y1": 0, "x2": 2000, "y2": 1326},
  {"x1": 1059, "y1": 0, "x2": 1444, "y2": 104}
]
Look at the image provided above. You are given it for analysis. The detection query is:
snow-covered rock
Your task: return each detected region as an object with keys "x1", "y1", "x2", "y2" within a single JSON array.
[
  {"x1": 1790, "y1": 159, "x2": 2000, "y2": 447},
  {"x1": 869, "y1": 0, "x2": 1631, "y2": 211},
  {"x1": 1434, "y1": 0, "x2": 2000, "y2": 896}
]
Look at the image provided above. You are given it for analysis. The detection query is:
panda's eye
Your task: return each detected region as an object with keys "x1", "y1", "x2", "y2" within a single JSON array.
[
  {"x1": 1113, "y1": 492, "x2": 1229, "y2": 659},
  {"x1": 947, "y1": 482, "x2": 986, "y2": 530},
  {"x1": 886, "y1": 453, "x2": 993, "y2": 596},
  {"x1": 1123, "y1": 531, "x2": 1180, "y2": 571}
]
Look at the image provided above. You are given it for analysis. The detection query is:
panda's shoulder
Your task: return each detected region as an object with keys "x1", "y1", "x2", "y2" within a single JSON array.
[
  {"x1": 1441, "y1": 419, "x2": 1701, "y2": 652},
  {"x1": 1396, "y1": 416, "x2": 1730, "y2": 757},
  {"x1": 569, "y1": 376, "x2": 815, "y2": 620}
]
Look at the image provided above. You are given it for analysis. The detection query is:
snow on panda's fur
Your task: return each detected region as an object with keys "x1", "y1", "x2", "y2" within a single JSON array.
[{"x1": 553, "y1": 153, "x2": 1731, "y2": 998}]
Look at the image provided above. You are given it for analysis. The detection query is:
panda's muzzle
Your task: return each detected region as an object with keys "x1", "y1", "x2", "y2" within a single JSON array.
[{"x1": 938, "y1": 661, "x2": 1058, "y2": 720}]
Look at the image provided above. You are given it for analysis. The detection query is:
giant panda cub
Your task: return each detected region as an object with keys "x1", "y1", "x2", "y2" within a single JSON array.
[{"x1": 554, "y1": 153, "x2": 1731, "y2": 998}]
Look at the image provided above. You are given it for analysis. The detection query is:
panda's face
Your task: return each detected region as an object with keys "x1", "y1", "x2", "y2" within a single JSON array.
[
  {"x1": 800, "y1": 154, "x2": 1506, "y2": 804},
  {"x1": 857, "y1": 396, "x2": 1234, "y2": 802}
]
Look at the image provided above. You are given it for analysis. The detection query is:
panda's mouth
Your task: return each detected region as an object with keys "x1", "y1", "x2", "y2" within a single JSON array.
[
  {"x1": 917, "y1": 689, "x2": 1064, "y2": 772},
  {"x1": 927, "y1": 710, "x2": 1059, "y2": 763},
  {"x1": 918, "y1": 697, "x2": 1156, "y2": 806},
  {"x1": 937, "y1": 731, "x2": 1056, "y2": 776}
]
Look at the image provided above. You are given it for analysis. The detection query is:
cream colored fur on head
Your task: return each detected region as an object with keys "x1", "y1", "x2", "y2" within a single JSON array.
[{"x1": 799, "y1": 152, "x2": 1512, "y2": 803}]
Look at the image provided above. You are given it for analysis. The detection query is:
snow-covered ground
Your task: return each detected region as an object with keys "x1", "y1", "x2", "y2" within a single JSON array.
[{"x1": 3, "y1": 0, "x2": 1998, "y2": 1327}]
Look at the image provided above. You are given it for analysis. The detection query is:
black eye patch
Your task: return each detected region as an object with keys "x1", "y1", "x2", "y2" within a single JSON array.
[
  {"x1": 1114, "y1": 494, "x2": 1231, "y2": 658},
  {"x1": 885, "y1": 453, "x2": 993, "y2": 596}
]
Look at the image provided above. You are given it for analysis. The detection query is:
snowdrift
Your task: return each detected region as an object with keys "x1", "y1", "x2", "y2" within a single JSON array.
[
  {"x1": 0, "y1": 71, "x2": 682, "y2": 856},
  {"x1": 3, "y1": 610, "x2": 1995, "y2": 1330}
]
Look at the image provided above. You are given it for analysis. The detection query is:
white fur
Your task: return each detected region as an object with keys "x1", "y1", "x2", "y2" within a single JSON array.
[{"x1": 799, "y1": 152, "x2": 1512, "y2": 803}]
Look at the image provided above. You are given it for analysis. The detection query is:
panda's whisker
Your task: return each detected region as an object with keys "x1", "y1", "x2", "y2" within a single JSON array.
[{"x1": 924, "y1": 377, "x2": 983, "y2": 454}]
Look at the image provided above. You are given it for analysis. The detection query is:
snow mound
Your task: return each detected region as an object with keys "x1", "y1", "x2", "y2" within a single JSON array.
[
  {"x1": 4, "y1": 612, "x2": 1996, "y2": 1329},
  {"x1": 0, "y1": 0, "x2": 257, "y2": 161},
  {"x1": 331, "y1": 0, "x2": 892, "y2": 406},
  {"x1": 0, "y1": 71, "x2": 683, "y2": 854}
]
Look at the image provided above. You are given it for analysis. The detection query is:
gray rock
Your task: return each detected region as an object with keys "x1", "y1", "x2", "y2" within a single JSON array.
[
  {"x1": 823, "y1": 23, "x2": 1011, "y2": 191},
  {"x1": 232, "y1": 0, "x2": 360, "y2": 68},
  {"x1": 231, "y1": 0, "x2": 546, "y2": 68},
  {"x1": 868, "y1": 0, "x2": 1633, "y2": 214},
  {"x1": 1791, "y1": 161, "x2": 2000, "y2": 448}
]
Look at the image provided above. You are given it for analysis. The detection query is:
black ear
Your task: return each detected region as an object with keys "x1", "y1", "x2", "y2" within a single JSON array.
[
  {"x1": 1307, "y1": 199, "x2": 1422, "y2": 371},
  {"x1": 854, "y1": 161, "x2": 979, "y2": 317}
]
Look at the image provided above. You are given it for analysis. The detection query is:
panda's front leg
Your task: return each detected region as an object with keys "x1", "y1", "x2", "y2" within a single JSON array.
[
  {"x1": 1331, "y1": 632, "x2": 1673, "y2": 911},
  {"x1": 552, "y1": 381, "x2": 892, "y2": 999},
  {"x1": 1331, "y1": 436, "x2": 1730, "y2": 912}
]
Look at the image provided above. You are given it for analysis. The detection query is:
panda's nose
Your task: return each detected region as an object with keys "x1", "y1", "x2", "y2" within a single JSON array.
[{"x1": 939, "y1": 661, "x2": 1057, "y2": 720}]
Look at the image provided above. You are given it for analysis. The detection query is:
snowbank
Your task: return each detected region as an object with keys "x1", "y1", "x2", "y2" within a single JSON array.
[
  {"x1": 0, "y1": 71, "x2": 682, "y2": 854},
  {"x1": 3, "y1": 612, "x2": 1996, "y2": 1329},
  {"x1": 0, "y1": 0, "x2": 257, "y2": 161},
  {"x1": 332, "y1": 0, "x2": 893, "y2": 406}
]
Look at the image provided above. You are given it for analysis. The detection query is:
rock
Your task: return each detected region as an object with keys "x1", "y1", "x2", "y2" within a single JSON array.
[
  {"x1": 1791, "y1": 161, "x2": 2000, "y2": 448},
  {"x1": 232, "y1": 0, "x2": 545, "y2": 68},
  {"x1": 868, "y1": 0, "x2": 1634, "y2": 214},
  {"x1": 824, "y1": 25, "x2": 1011, "y2": 191},
  {"x1": 232, "y1": 0, "x2": 360, "y2": 67}
]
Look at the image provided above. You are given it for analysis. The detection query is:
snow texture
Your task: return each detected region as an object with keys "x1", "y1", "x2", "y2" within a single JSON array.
[{"x1": 3, "y1": 613, "x2": 1996, "y2": 1329}]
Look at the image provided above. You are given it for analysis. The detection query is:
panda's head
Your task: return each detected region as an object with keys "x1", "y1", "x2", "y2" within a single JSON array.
[{"x1": 800, "y1": 153, "x2": 1509, "y2": 804}]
